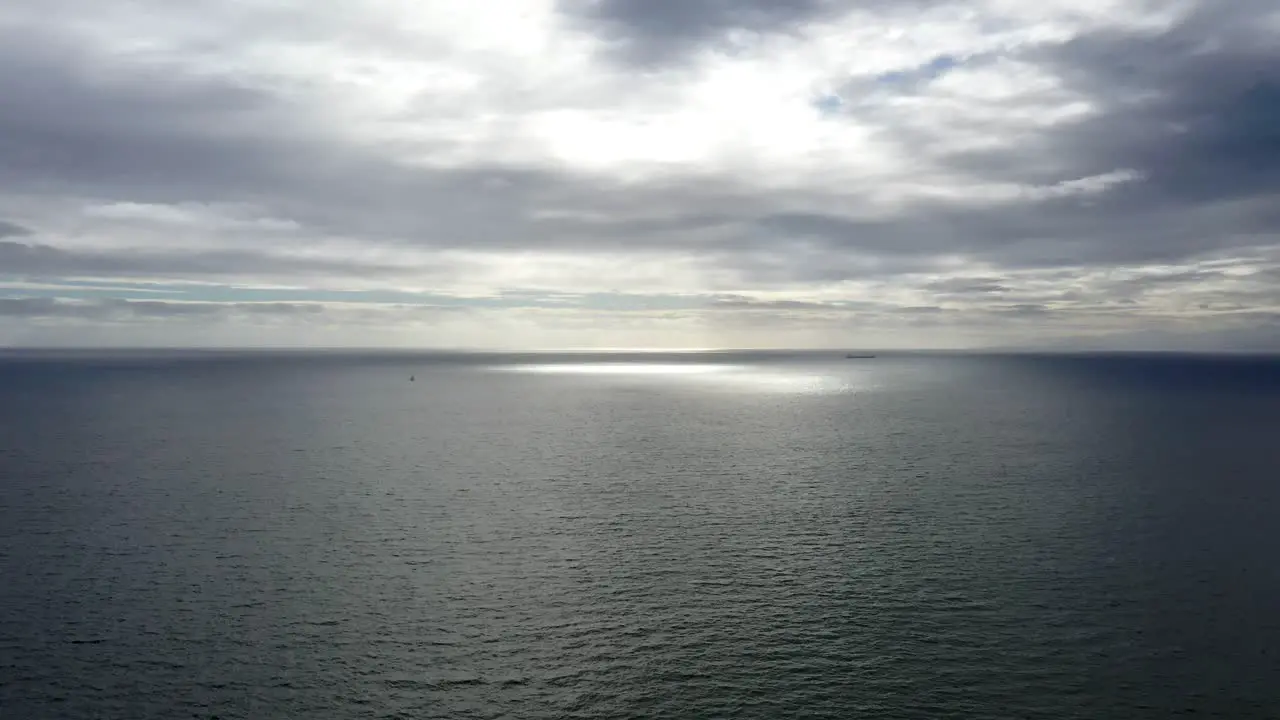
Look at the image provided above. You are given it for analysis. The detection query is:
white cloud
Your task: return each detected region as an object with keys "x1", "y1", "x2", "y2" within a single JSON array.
[{"x1": 0, "y1": 0, "x2": 1277, "y2": 348}]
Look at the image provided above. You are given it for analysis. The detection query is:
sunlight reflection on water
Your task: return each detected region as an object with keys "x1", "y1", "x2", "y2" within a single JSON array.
[
  {"x1": 499, "y1": 362, "x2": 863, "y2": 394},
  {"x1": 512, "y1": 363, "x2": 732, "y2": 376}
]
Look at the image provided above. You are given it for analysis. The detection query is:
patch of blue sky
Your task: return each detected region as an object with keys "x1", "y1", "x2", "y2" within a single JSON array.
[
  {"x1": 874, "y1": 54, "x2": 960, "y2": 86},
  {"x1": 812, "y1": 94, "x2": 844, "y2": 115},
  {"x1": 880, "y1": 53, "x2": 962, "y2": 85},
  {"x1": 813, "y1": 54, "x2": 961, "y2": 115}
]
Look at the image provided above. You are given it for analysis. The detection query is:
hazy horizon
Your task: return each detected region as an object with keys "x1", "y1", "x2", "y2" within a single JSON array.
[{"x1": 4, "y1": 345, "x2": 1279, "y2": 361}]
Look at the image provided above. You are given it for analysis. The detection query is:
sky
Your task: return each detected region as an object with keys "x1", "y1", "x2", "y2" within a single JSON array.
[{"x1": 1, "y1": 0, "x2": 1278, "y2": 350}]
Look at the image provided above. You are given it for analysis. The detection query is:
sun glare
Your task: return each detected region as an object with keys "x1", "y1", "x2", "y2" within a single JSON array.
[
  {"x1": 499, "y1": 361, "x2": 868, "y2": 394},
  {"x1": 510, "y1": 363, "x2": 734, "y2": 375}
]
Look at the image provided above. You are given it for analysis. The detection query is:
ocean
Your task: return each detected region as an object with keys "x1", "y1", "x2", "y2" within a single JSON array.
[{"x1": 1, "y1": 350, "x2": 1278, "y2": 719}]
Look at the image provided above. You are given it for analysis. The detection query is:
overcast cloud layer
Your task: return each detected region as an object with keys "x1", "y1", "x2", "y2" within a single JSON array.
[{"x1": 1, "y1": 0, "x2": 1278, "y2": 349}]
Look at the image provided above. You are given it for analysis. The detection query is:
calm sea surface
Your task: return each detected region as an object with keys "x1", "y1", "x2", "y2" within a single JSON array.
[{"x1": 2, "y1": 351, "x2": 1279, "y2": 719}]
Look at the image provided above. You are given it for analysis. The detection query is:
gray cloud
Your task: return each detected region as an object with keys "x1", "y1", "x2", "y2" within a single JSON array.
[
  {"x1": 0, "y1": 28, "x2": 303, "y2": 205},
  {"x1": 2, "y1": 1, "x2": 1272, "y2": 279},
  {"x1": 560, "y1": 0, "x2": 945, "y2": 68},
  {"x1": 1, "y1": 0, "x2": 1279, "y2": 349},
  {"x1": 988, "y1": 8, "x2": 1280, "y2": 208},
  {"x1": 0, "y1": 22, "x2": 680, "y2": 254},
  {"x1": 0, "y1": 297, "x2": 75, "y2": 319},
  {"x1": 0, "y1": 241, "x2": 420, "y2": 281},
  {"x1": 0, "y1": 297, "x2": 201, "y2": 320},
  {"x1": 746, "y1": 190, "x2": 1278, "y2": 275},
  {"x1": 708, "y1": 294, "x2": 865, "y2": 311},
  {"x1": 924, "y1": 278, "x2": 1011, "y2": 295},
  {"x1": 735, "y1": 7, "x2": 1280, "y2": 277},
  {"x1": 0, "y1": 297, "x2": 330, "y2": 321},
  {"x1": 562, "y1": 0, "x2": 829, "y2": 67},
  {"x1": 0, "y1": 220, "x2": 31, "y2": 238}
]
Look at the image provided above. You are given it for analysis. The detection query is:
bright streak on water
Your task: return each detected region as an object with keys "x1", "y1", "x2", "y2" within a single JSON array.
[
  {"x1": 507, "y1": 363, "x2": 737, "y2": 375},
  {"x1": 500, "y1": 362, "x2": 865, "y2": 394}
]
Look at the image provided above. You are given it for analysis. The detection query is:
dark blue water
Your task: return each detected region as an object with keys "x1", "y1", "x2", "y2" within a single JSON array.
[{"x1": 2, "y1": 351, "x2": 1279, "y2": 719}]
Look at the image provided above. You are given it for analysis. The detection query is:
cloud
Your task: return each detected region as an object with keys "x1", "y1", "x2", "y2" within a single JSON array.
[
  {"x1": 0, "y1": 220, "x2": 30, "y2": 238},
  {"x1": 953, "y1": 5, "x2": 1280, "y2": 207},
  {"x1": 0, "y1": 0, "x2": 1278, "y2": 348},
  {"x1": 924, "y1": 278, "x2": 1012, "y2": 295},
  {"x1": 0, "y1": 27, "x2": 298, "y2": 203},
  {"x1": 562, "y1": 0, "x2": 831, "y2": 67},
  {"x1": 0, "y1": 241, "x2": 423, "y2": 283},
  {"x1": 0, "y1": 297, "x2": 322, "y2": 320}
]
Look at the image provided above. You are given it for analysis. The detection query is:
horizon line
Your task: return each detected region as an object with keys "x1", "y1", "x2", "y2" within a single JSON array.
[{"x1": 2, "y1": 345, "x2": 1278, "y2": 357}]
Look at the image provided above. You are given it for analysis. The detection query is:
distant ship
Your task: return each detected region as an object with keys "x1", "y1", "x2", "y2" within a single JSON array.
[
  {"x1": 410, "y1": 375, "x2": 415, "y2": 381},
  {"x1": 845, "y1": 354, "x2": 876, "y2": 359}
]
